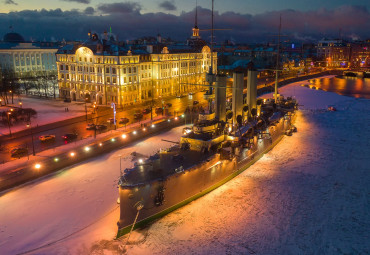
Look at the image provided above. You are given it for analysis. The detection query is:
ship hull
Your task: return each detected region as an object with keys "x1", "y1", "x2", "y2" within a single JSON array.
[{"x1": 117, "y1": 113, "x2": 295, "y2": 238}]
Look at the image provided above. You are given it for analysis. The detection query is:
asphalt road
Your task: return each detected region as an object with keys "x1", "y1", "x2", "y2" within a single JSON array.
[{"x1": 0, "y1": 91, "x2": 208, "y2": 163}]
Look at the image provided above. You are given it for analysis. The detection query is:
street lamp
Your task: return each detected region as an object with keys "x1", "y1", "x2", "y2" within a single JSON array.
[
  {"x1": 9, "y1": 89, "x2": 13, "y2": 104},
  {"x1": 84, "y1": 97, "x2": 88, "y2": 121},
  {"x1": 26, "y1": 121, "x2": 36, "y2": 156},
  {"x1": 7, "y1": 112, "x2": 12, "y2": 136},
  {"x1": 19, "y1": 102, "x2": 23, "y2": 108},
  {"x1": 111, "y1": 102, "x2": 116, "y2": 130}
]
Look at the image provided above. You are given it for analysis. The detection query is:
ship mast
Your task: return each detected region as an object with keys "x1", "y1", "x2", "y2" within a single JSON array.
[{"x1": 274, "y1": 14, "x2": 282, "y2": 102}]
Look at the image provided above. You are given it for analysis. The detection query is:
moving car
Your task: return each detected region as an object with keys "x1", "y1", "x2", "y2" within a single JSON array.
[
  {"x1": 39, "y1": 135, "x2": 56, "y2": 142},
  {"x1": 107, "y1": 118, "x2": 117, "y2": 124},
  {"x1": 134, "y1": 113, "x2": 143, "y2": 120},
  {"x1": 10, "y1": 147, "x2": 28, "y2": 158},
  {"x1": 95, "y1": 124, "x2": 107, "y2": 130},
  {"x1": 86, "y1": 123, "x2": 96, "y2": 130},
  {"x1": 119, "y1": 118, "x2": 129, "y2": 125},
  {"x1": 142, "y1": 108, "x2": 151, "y2": 114},
  {"x1": 155, "y1": 107, "x2": 163, "y2": 114},
  {"x1": 62, "y1": 133, "x2": 78, "y2": 141}
]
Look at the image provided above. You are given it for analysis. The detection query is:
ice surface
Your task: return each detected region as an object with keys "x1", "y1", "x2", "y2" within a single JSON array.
[{"x1": 0, "y1": 78, "x2": 369, "y2": 254}]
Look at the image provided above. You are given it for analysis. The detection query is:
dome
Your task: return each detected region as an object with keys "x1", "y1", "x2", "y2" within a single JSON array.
[{"x1": 3, "y1": 32, "x2": 25, "y2": 43}]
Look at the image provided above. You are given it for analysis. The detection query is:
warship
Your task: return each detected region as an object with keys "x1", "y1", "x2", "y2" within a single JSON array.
[{"x1": 116, "y1": 67, "x2": 297, "y2": 237}]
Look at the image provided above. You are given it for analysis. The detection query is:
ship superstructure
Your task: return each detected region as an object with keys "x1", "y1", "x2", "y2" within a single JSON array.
[{"x1": 117, "y1": 65, "x2": 298, "y2": 237}]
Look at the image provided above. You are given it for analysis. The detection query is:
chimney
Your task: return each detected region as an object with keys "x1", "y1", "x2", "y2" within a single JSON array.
[
  {"x1": 215, "y1": 75, "x2": 227, "y2": 122},
  {"x1": 247, "y1": 69, "x2": 258, "y2": 118},
  {"x1": 232, "y1": 72, "x2": 244, "y2": 123}
]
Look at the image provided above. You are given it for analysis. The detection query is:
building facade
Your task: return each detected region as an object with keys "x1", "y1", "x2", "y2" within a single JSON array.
[
  {"x1": 0, "y1": 33, "x2": 59, "y2": 78},
  {"x1": 56, "y1": 32, "x2": 216, "y2": 106}
]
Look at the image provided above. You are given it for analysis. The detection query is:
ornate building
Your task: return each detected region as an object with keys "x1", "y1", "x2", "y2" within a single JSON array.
[{"x1": 56, "y1": 24, "x2": 216, "y2": 106}]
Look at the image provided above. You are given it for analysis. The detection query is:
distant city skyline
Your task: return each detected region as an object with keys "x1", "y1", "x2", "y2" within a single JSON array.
[{"x1": 1, "y1": 0, "x2": 370, "y2": 42}]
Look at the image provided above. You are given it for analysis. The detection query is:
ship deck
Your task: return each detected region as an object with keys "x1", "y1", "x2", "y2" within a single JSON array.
[{"x1": 120, "y1": 146, "x2": 216, "y2": 187}]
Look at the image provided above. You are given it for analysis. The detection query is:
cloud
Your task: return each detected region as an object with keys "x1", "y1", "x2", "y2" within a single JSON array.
[
  {"x1": 97, "y1": 2, "x2": 142, "y2": 14},
  {"x1": 84, "y1": 7, "x2": 95, "y2": 15},
  {"x1": 159, "y1": 1, "x2": 177, "y2": 11},
  {"x1": 4, "y1": 0, "x2": 18, "y2": 5},
  {"x1": 0, "y1": 5, "x2": 369, "y2": 43},
  {"x1": 60, "y1": 0, "x2": 90, "y2": 4}
]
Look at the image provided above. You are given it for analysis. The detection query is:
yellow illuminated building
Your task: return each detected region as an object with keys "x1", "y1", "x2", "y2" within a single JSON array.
[{"x1": 56, "y1": 32, "x2": 216, "y2": 106}]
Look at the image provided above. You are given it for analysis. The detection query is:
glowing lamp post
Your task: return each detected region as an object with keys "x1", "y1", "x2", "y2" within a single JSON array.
[
  {"x1": 7, "y1": 112, "x2": 12, "y2": 136},
  {"x1": 26, "y1": 122, "x2": 36, "y2": 156},
  {"x1": 111, "y1": 102, "x2": 116, "y2": 130}
]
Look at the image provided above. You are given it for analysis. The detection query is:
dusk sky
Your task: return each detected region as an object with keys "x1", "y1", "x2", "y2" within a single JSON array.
[{"x1": 1, "y1": 0, "x2": 370, "y2": 42}]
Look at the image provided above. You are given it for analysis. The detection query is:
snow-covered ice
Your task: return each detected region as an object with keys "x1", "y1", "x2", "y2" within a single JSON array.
[{"x1": 0, "y1": 78, "x2": 369, "y2": 254}]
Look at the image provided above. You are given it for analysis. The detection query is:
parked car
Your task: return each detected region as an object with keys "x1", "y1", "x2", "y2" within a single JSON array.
[
  {"x1": 62, "y1": 133, "x2": 78, "y2": 141},
  {"x1": 119, "y1": 117, "x2": 129, "y2": 125},
  {"x1": 165, "y1": 103, "x2": 172, "y2": 108},
  {"x1": 86, "y1": 123, "x2": 96, "y2": 130},
  {"x1": 193, "y1": 100, "x2": 199, "y2": 105},
  {"x1": 39, "y1": 135, "x2": 56, "y2": 142},
  {"x1": 285, "y1": 129, "x2": 293, "y2": 136},
  {"x1": 10, "y1": 147, "x2": 28, "y2": 158},
  {"x1": 107, "y1": 118, "x2": 117, "y2": 124},
  {"x1": 155, "y1": 107, "x2": 163, "y2": 114},
  {"x1": 95, "y1": 124, "x2": 107, "y2": 130},
  {"x1": 134, "y1": 113, "x2": 143, "y2": 120},
  {"x1": 142, "y1": 108, "x2": 151, "y2": 114}
]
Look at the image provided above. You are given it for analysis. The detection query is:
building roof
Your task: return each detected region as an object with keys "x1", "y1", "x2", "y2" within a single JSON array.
[{"x1": 3, "y1": 32, "x2": 25, "y2": 43}]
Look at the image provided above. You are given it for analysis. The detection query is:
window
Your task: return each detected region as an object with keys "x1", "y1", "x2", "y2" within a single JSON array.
[
  {"x1": 112, "y1": 68, "x2": 116, "y2": 74},
  {"x1": 106, "y1": 77, "x2": 111, "y2": 83},
  {"x1": 105, "y1": 67, "x2": 110, "y2": 73},
  {"x1": 60, "y1": 65, "x2": 64, "y2": 70},
  {"x1": 129, "y1": 67, "x2": 131, "y2": 73},
  {"x1": 133, "y1": 67, "x2": 136, "y2": 73},
  {"x1": 129, "y1": 77, "x2": 132, "y2": 83},
  {"x1": 113, "y1": 77, "x2": 117, "y2": 84},
  {"x1": 123, "y1": 68, "x2": 126, "y2": 74}
]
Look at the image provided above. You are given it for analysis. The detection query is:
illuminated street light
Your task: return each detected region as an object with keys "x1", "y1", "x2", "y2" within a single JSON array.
[
  {"x1": 133, "y1": 131, "x2": 137, "y2": 135},
  {"x1": 84, "y1": 146, "x2": 90, "y2": 152},
  {"x1": 34, "y1": 163, "x2": 41, "y2": 169},
  {"x1": 70, "y1": 152, "x2": 76, "y2": 157},
  {"x1": 54, "y1": 157, "x2": 59, "y2": 162},
  {"x1": 138, "y1": 159, "x2": 143, "y2": 164},
  {"x1": 99, "y1": 143, "x2": 103, "y2": 146},
  {"x1": 121, "y1": 134, "x2": 127, "y2": 139},
  {"x1": 111, "y1": 138, "x2": 116, "y2": 142},
  {"x1": 151, "y1": 124, "x2": 155, "y2": 128},
  {"x1": 142, "y1": 128, "x2": 146, "y2": 131}
]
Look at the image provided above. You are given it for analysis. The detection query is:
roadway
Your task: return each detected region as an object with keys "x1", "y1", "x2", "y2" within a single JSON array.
[{"x1": 0, "y1": 92, "x2": 208, "y2": 164}]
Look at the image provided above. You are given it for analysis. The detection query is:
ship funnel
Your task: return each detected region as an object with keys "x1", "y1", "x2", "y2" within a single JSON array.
[
  {"x1": 232, "y1": 72, "x2": 244, "y2": 124},
  {"x1": 215, "y1": 75, "x2": 227, "y2": 122},
  {"x1": 247, "y1": 68, "x2": 258, "y2": 118}
]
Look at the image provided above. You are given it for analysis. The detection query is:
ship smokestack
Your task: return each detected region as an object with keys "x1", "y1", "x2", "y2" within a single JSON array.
[
  {"x1": 247, "y1": 68, "x2": 258, "y2": 118},
  {"x1": 215, "y1": 75, "x2": 227, "y2": 122},
  {"x1": 232, "y1": 72, "x2": 244, "y2": 123}
]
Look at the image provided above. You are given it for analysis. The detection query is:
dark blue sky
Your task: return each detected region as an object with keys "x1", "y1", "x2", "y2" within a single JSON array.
[{"x1": 1, "y1": 0, "x2": 370, "y2": 42}]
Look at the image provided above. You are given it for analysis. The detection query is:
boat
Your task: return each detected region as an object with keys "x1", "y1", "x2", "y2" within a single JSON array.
[{"x1": 116, "y1": 68, "x2": 298, "y2": 237}]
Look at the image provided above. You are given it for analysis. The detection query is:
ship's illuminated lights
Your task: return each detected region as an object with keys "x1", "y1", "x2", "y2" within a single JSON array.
[
  {"x1": 70, "y1": 152, "x2": 76, "y2": 157},
  {"x1": 34, "y1": 163, "x2": 41, "y2": 169},
  {"x1": 121, "y1": 134, "x2": 127, "y2": 139},
  {"x1": 84, "y1": 146, "x2": 90, "y2": 152},
  {"x1": 133, "y1": 131, "x2": 137, "y2": 135}
]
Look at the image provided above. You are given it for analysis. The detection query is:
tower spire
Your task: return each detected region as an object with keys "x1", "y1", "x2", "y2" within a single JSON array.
[
  {"x1": 195, "y1": 0, "x2": 198, "y2": 28},
  {"x1": 192, "y1": 0, "x2": 200, "y2": 38}
]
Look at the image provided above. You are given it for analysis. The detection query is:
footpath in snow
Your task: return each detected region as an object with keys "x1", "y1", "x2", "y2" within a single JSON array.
[
  {"x1": 0, "y1": 96, "x2": 86, "y2": 135},
  {"x1": 0, "y1": 78, "x2": 369, "y2": 254}
]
